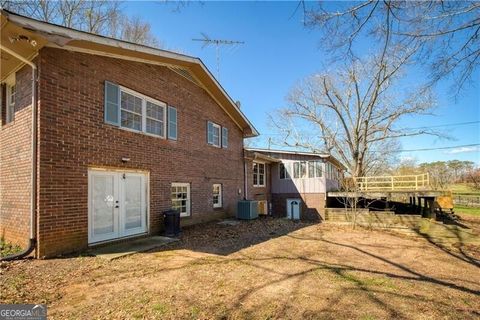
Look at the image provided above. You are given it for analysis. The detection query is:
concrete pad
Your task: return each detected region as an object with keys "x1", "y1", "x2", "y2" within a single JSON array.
[{"x1": 90, "y1": 236, "x2": 179, "y2": 260}]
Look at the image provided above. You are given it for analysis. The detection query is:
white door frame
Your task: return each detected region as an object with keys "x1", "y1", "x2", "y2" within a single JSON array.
[
  {"x1": 88, "y1": 168, "x2": 149, "y2": 244},
  {"x1": 286, "y1": 198, "x2": 301, "y2": 220}
]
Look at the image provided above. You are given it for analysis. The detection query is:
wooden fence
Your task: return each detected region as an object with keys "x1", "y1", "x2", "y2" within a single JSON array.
[
  {"x1": 454, "y1": 195, "x2": 480, "y2": 208},
  {"x1": 356, "y1": 173, "x2": 430, "y2": 191}
]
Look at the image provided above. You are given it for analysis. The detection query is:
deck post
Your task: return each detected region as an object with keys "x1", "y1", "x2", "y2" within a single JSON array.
[{"x1": 426, "y1": 198, "x2": 436, "y2": 220}]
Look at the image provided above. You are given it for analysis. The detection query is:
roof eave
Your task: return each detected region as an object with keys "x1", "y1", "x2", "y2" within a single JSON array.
[{"x1": 1, "y1": 9, "x2": 259, "y2": 137}]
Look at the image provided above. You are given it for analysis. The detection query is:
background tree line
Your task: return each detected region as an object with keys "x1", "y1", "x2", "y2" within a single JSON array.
[
  {"x1": 392, "y1": 159, "x2": 479, "y2": 190},
  {"x1": 1, "y1": 0, "x2": 161, "y2": 47}
]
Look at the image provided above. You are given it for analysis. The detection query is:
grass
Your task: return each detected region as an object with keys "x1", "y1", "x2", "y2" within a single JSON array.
[
  {"x1": 1, "y1": 219, "x2": 479, "y2": 319},
  {"x1": 0, "y1": 239, "x2": 22, "y2": 258},
  {"x1": 449, "y1": 183, "x2": 480, "y2": 195},
  {"x1": 455, "y1": 205, "x2": 480, "y2": 217}
]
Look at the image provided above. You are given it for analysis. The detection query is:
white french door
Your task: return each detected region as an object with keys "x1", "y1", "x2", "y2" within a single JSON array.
[{"x1": 88, "y1": 169, "x2": 148, "y2": 244}]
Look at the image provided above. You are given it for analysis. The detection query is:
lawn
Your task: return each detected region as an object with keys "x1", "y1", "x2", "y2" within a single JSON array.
[
  {"x1": 0, "y1": 239, "x2": 22, "y2": 258},
  {"x1": 1, "y1": 218, "x2": 479, "y2": 320},
  {"x1": 455, "y1": 205, "x2": 480, "y2": 217},
  {"x1": 450, "y1": 183, "x2": 480, "y2": 196}
]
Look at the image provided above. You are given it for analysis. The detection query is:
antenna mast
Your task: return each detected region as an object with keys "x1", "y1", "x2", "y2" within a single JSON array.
[{"x1": 192, "y1": 33, "x2": 244, "y2": 78}]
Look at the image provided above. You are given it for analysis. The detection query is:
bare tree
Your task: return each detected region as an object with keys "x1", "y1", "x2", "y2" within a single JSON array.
[
  {"x1": 303, "y1": 1, "x2": 480, "y2": 95},
  {"x1": 272, "y1": 53, "x2": 436, "y2": 178},
  {"x1": 1, "y1": 0, "x2": 161, "y2": 47}
]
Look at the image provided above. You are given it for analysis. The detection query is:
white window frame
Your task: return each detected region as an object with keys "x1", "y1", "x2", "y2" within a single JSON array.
[
  {"x1": 207, "y1": 121, "x2": 221, "y2": 147},
  {"x1": 279, "y1": 162, "x2": 291, "y2": 180},
  {"x1": 308, "y1": 160, "x2": 323, "y2": 178},
  {"x1": 293, "y1": 161, "x2": 307, "y2": 179},
  {"x1": 213, "y1": 183, "x2": 222, "y2": 208},
  {"x1": 119, "y1": 86, "x2": 167, "y2": 138},
  {"x1": 5, "y1": 74, "x2": 16, "y2": 124},
  {"x1": 171, "y1": 182, "x2": 191, "y2": 217},
  {"x1": 253, "y1": 162, "x2": 266, "y2": 187}
]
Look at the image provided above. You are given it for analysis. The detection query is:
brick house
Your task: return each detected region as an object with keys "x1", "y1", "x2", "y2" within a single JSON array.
[
  {"x1": 244, "y1": 148, "x2": 345, "y2": 221},
  {"x1": 0, "y1": 10, "x2": 258, "y2": 258}
]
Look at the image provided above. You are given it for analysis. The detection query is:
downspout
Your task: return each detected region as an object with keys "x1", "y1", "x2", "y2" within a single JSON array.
[
  {"x1": 0, "y1": 45, "x2": 38, "y2": 261},
  {"x1": 243, "y1": 147, "x2": 248, "y2": 200}
]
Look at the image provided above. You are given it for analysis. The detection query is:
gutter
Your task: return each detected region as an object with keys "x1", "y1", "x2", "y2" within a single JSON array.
[{"x1": 0, "y1": 46, "x2": 38, "y2": 261}]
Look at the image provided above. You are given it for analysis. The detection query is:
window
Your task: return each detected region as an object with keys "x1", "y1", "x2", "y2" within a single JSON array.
[
  {"x1": 104, "y1": 82, "x2": 171, "y2": 138},
  {"x1": 279, "y1": 162, "x2": 290, "y2": 180},
  {"x1": 145, "y1": 100, "x2": 164, "y2": 135},
  {"x1": 207, "y1": 121, "x2": 221, "y2": 147},
  {"x1": 293, "y1": 161, "x2": 307, "y2": 179},
  {"x1": 222, "y1": 127, "x2": 228, "y2": 148},
  {"x1": 171, "y1": 183, "x2": 191, "y2": 217},
  {"x1": 213, "y1": 184, "x2": 222, "y2": 208},
  {"x1": 308, "y1": 161, "x2": 323, "y2": 178},
  {"x1": 4, "y1": 74, "x2": 16, "y2": 124},
  {"x1": 253, "y1": 162, "x2": 265, "y2": 187},
  {"x1": 121, "y1": 91, "x2": 143, "y2": 131}
]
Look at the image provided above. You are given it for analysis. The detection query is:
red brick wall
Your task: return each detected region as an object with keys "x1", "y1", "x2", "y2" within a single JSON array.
[
  {"x1": 36, "y1": 47, "x2": 245, "y2": 257},
  {"x1": 271, "y1": 193, "x2": 326, "y2": 221},
  {"x1": 0, "y1": 65, "x2": 34, "y2": 248}
]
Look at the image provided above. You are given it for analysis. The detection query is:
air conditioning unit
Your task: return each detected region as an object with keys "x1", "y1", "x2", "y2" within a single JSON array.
[{"x1": 237, "y1": 200, "x2": 259, "y2": 220}]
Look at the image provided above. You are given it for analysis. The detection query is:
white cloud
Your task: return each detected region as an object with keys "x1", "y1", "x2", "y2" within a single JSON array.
[{"x1": 444, "y1": 146, "x2": 480, "y2": 154}]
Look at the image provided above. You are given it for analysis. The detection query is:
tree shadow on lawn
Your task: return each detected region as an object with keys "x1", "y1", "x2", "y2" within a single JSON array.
[
  {"x1": 157, "y1": 216, "x2": 314, "y2": 256},
  {"x1": 144, "y1": 218, "x2": 480, "y2": 318},
  {"x1": 411, "y1": 220, "x2": 480, "y2": 268},
  {"x1": 219, "y1": 238, "x2": 480, "y2": 319}
]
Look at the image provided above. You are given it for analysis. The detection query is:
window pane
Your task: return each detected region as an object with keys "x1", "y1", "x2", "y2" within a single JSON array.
[
  {"x1": 146, "y1": 118, "x2": 162, "y2": 136},
  {"x1": 300, "y1": 162, "x2": 306, "y2": 178},
  {"x1": 316, "y1": 162, "x2": 323, "y2": 177},
  {"x1": 308, "y1": 162, "x2": 315, "y2": 178},
  {"x1": 213, "y1": 126, "x2": 220, "y2": 146},
  {"x1": 259, "y1": 174, "x2": 264, "y2": 186},
  {"x1": 121, "y1": 91, "x2": 142, "y2": 114},
  {"x1": 121, "y1": 110, "x2": 142, "y2": 131},
  {"x1": 280, "y1": 163, "x2": 285, "y2": 179},
  {"x1": 146, "y1": 101, "x2": 164, "y2": 120},
  {"x1": 259, "y1": 164, "x2": 265, "y2": 174},
  {"x1": 293, "y1": 162, "x2": 299, "y2": 179}
]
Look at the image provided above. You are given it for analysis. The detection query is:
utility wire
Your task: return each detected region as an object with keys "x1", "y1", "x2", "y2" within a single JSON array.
[
  {"x1": 370, "y1": 143, "x2": 480, "y2": 153},
  {"x1": 259, "y1": 120, "x2": 480, "y2": 136}
]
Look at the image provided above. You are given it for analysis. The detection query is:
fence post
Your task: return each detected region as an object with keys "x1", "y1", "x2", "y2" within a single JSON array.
[{"x1": 415, "y1": 175, "x2": 418, "y2": 190}]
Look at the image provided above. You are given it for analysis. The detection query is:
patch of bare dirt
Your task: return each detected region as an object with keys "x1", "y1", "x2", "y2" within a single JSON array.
[{"x1": 1, "y1": 217, "x2": 479, "y2": 319}]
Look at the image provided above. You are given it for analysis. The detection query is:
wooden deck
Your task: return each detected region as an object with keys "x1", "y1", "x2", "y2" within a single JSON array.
[{"x1": 356, "y1": 173, "x2": 430, "y2": 191}]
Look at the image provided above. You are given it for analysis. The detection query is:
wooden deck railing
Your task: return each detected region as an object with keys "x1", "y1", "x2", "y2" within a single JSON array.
[{"x1": 356, "y1": 173, "x2": 430, "y2": 191}]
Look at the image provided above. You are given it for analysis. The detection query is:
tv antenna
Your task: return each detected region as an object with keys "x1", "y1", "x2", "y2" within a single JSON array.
[{"x1": 192, "y1": 33, "x2": 244, "y2": 79}]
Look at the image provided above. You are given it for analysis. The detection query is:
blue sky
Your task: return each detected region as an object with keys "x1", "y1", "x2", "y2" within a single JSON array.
[{"x1": 125, "y1": 1, "x2": 479, "y2": 165}]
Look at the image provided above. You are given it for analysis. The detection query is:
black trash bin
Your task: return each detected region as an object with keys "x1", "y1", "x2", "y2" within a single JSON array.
[{"x1": 163, "y1": 209, "x2": 181, "y2": 237}]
